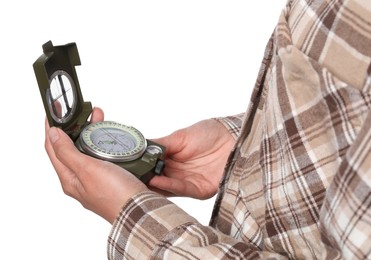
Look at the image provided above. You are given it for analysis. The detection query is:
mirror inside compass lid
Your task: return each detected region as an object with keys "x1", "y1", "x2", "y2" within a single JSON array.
[{"x1": 33, "y1": 41, "x2": 92, "y2": 141}]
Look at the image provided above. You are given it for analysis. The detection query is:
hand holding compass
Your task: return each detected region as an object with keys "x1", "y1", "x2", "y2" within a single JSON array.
[
  {"x1": 45, "y1": 117, "x2": 147, "y2": 223},
  {"x1": 34, "y1": 41, "x2": 165, "y2": 183}
]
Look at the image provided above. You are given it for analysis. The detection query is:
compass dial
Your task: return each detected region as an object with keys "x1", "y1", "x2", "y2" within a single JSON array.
[{"x1": 80, "y1": 121, "x2": 146, "y2": 162}]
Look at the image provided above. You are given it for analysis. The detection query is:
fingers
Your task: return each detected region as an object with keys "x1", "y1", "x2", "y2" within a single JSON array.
[
  {"x1": 90, "y1": 107, "x2": 104, "y2": 123},
  {"x1": 148, "y1": 175, "x2": 184, "y2": 195},
  {"x1": 147, "y1": 185, "x2": 176, "y2": 197},
  {"x1": 46, "y1": 126, "x2": 106, "y2": 197},
  {"x1": 44, "y1": 126, "x2": 79, "y2": 196},
  {"x1": 44, "y1": 106, "x2": 103, "y2": 191},
  {"x1": 148, "y1": 175, "x2": 199, "y2": 198},
  {"x1": 44, "y1": 105, "x2": 104, "y2": 177},
  {"x1": 48, "y1": 127, "x2": 98, "y2": 177},
  {"x1": 45, "y1": 126, "x2": 95, "y2": 198},
  {"x1": 152, "y1": 129, "x2": 186, "y2": 157}
]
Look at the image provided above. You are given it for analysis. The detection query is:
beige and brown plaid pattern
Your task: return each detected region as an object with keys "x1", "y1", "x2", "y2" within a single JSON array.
[{"x1": 108, "y1": 0, "x2": 371, "y2": 259}]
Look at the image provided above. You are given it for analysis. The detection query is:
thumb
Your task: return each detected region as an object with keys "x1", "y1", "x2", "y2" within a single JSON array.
[
  {"x1": 47, "y1": 127, "x2": 87, "y2": 171},
  {"x1": 151, "y1": 129, "x2": 186, "y2": 157}
]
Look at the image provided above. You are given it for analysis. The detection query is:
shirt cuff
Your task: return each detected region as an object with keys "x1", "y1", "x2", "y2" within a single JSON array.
[
  {"x1": 108, "y1": 191, "x2": 198, "y2": 259},
  {"x1": 213, "y1": 113, "x2": 245, "y2": 140}
]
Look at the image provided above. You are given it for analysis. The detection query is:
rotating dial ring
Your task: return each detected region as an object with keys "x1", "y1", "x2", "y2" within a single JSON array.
[{"x1": 80, "y1": 121, "x2": 147, "y2": 162}]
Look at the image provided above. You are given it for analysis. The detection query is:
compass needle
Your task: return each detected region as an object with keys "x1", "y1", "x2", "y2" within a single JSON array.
[{"x1": 100, "y1": 128, "x2": 132, "y2": 151}]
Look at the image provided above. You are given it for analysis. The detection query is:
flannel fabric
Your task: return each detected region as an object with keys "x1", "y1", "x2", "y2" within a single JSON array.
[{"x1": 108, "y1": 0, "x2": 371, "y2": 259}]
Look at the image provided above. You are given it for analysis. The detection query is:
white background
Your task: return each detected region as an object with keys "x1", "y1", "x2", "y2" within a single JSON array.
[{"x1": 0, "y1": 1, "x2": 285, "y2": 259}]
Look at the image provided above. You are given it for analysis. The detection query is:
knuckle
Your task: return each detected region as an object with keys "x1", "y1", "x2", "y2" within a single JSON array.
[
  {"x1": 60, "y1": 178, "x2": 77, "y2": 198},
  {"x1": 54, "y1": 143, "x2": 72, "y2": 162},
  {"x1": 54, "y1": 146, "x2": 64, "y2": 159},
  {"x1": 61, "y1": 183, "x2": 73, "y2": 197}
]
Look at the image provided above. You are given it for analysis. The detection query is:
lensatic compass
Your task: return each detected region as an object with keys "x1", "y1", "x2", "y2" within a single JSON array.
[{"x1": 33, "y1": 41, "x2": 165, "y2": 183}]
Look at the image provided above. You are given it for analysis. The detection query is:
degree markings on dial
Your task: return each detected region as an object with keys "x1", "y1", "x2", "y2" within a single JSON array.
[{"x1": 80, "y1": 121, "x2": 146, "y2": 162}]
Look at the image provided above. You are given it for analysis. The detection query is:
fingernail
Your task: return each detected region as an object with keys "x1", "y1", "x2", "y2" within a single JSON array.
[{"x1": 48, "y1": 127, "x2": 60, "y2": 144}]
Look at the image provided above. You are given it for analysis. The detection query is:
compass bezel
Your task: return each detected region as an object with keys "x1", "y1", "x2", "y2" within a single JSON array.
[{"x1": 80, "y1": 121, "x2": 147, "y2": 162}]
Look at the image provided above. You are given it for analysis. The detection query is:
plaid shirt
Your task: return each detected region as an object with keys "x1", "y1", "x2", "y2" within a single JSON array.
[{"x1": 108, "y1": 0, "x2": 371, "y2": 259}]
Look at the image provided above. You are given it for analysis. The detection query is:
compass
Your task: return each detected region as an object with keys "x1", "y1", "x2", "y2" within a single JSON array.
[{"x1": 33, "y1": 41, "x2": 165, "y2": 183}]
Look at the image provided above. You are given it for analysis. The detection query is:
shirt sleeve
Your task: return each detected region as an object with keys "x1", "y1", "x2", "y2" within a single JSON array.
[
  {"x1": 319, "y1": 110, "x2": 371, "y2": 259},
  {"x1": 213, "y1": 112, "x2": 245, "y2": 140},
  {"x1": 107, "y1": 191, "x2": 264, "y2": 260}
]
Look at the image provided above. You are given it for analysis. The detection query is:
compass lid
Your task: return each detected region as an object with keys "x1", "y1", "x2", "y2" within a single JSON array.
[{"x1": 33, "y1": 41, "x2": 92, "y2": 141}]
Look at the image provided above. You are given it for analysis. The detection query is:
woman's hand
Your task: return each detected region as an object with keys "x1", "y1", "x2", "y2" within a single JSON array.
[{"x1": 148, "y1": 119, "x2": 235, "y2": 200}]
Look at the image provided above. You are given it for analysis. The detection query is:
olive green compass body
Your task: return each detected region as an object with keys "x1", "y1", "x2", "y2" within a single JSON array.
[{"x1": 33, "y1": 41, "x2": 165, "y2": 183}]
